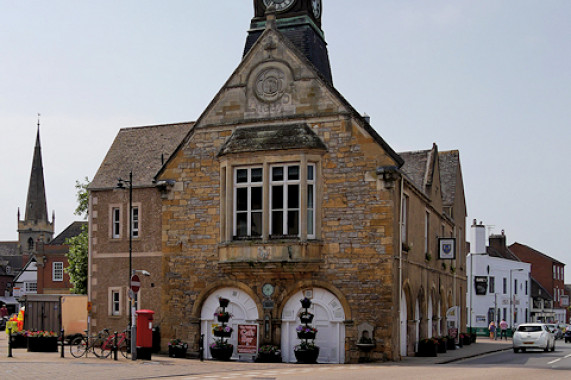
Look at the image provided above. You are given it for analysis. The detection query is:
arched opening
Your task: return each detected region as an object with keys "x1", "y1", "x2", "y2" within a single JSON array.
[
  {"x1": 400, "y1": 290, "x2": 408, "y2": 357},
  {"x1": 281, "y1": 288, "x2": 345, "y2": 364},
  {"x1": 200, "y1": 287, "x2": 259, "y2": 360}
]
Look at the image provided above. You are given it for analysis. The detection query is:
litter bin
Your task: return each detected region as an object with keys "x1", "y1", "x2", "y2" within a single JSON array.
[{"x1": 136, "y1": 309, "x2": 154, "y2": 360}]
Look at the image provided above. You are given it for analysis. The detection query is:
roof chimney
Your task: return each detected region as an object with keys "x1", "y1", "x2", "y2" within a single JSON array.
[{"x1": 470, "y1": 219, "x2": 486, "y2": 254}]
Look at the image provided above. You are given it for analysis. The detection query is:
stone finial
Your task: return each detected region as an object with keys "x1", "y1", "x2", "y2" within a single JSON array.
[{"x1": 265, "y1": 3, "x2": 277, "y2": 30}]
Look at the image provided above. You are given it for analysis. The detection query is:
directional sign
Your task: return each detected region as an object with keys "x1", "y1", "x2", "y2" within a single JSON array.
[{"x1": 131, "y1": 274, "x2": 141, "y2": 293}]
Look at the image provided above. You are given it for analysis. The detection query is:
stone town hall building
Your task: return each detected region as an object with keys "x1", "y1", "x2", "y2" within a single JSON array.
[{"x1": 88, "y1": 1, "x2": 467, "y2": 363}]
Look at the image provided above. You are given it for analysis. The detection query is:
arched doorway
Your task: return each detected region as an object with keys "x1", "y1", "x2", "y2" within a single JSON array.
[
  {"x1": 200, "y1": 287, "x2": 259, "y2": 360},
  {"x1": 400, "y1": 290, "x2": 408, "y2": 357},
  {"x1": 281, "y1": 289, "x2": 345, "y2": 364}
]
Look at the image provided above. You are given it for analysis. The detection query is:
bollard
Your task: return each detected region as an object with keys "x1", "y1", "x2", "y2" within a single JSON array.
[
  {"x1": 113, "y1": 331, "x2": 118, "y2": 361},
  {"x1": 199, "y1": 334, "x2": 204, "y2": 362},
  {"x1": 7, "y1": 327, "x2": 13, "y2": 358},
  {"x1": 60, "y1": 329, "x2": 65, "y2": 358}
]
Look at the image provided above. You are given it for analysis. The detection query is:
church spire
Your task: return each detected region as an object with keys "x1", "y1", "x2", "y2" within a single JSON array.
[{"x1": 24, "y1": 119, "x2": 49, "y2": 223}]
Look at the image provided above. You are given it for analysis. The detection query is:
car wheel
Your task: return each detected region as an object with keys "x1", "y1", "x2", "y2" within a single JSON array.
[{"x1": 513, "y1": 347, "x2": 519, "y2": 353}]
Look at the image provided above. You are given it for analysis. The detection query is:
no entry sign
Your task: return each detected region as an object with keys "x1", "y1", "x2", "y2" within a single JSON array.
[{"x1": 131, "y1": 274, "x2": 141, "y2": 293}]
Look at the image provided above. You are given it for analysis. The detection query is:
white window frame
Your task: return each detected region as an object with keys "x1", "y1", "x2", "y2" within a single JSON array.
[
  {"x1": 109, "y1": 287, "x2": 122, "y2": 316},
  {"x1": 233, "y1": 166, "x2": 263, "y2": 238},
  {"x1": 52, "y1": 262, "x2": 64, "y2": 282},
  {"x1": 25, "y1": 282, "x2": 37, "y2": 293},
  {"x1": 112, "y1": 207, "x2": 121, "y2": 239},
  {"x1": 131, "y1": 206, "x2": 140, "y2": 238},
  {"x1": 270, "y1": 164, "x2": 301, "y2": 237}
]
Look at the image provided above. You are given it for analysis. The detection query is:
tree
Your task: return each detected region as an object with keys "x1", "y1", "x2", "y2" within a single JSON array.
[{"x1": 65, "y1": 177, "x2": 89, "y2": 294}]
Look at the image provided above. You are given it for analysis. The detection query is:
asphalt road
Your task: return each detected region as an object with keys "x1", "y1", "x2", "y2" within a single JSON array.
[{"x1": 456, "y1": 339, "x2": 571, "y2": 371}]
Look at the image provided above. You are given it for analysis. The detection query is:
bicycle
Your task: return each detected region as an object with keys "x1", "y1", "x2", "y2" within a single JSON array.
[
  {"x1": 70, "y1": 328, "x2": 111, "y2": 358},
  {"x1": 98, "y1": 329, "x2": 131, "y2": 359}
]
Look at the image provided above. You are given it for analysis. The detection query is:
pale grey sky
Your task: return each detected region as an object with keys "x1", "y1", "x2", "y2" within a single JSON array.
[{"x1": 1, "y1": 1, "x2": 569, "y2": 275}]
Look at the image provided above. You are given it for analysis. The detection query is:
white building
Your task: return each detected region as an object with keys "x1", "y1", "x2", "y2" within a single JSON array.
[{"x1": 466, "y1": 221, "x2": 531, "y2": 334}]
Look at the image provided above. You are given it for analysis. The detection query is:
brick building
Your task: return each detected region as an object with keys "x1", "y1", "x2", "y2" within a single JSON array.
[
  {"x1": 88, "y1": 1, "x2": 467, "y2": 362},
  {"x1": 509, "y1": 242, "x2": 566, "y2": 323}
]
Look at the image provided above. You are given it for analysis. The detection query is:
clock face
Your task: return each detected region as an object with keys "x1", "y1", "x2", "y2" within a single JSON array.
[
  {"x1": 311, "y1": 0, "x2": 322, "y2": 19},
  {"x1": 262, "y1": 283, "x2": 275, "y2": 296},
  {"x1": 263, "y1": 0, "x2": 295, "y2": 12}
]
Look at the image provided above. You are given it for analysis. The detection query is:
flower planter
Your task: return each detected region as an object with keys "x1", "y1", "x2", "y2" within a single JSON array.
[
  {"x1": 437, "y1": 340, "x2": 447, "y2": 353},
  {"x1": 216, "y1": 314, "x2": 230, "y2": 323},
  {"x1": 446, "y1": 338, "x2": 456, "y2": 350},
  {"x1": 256, "y1": 351, "x2": 282, "y2": 363},
  {"x1": 219, "y1": 298, "x2": 230, "y2": 308},
  {"x1": 27, "y1": 337, "x2": 58, "y2": 352},
  {"x1": 416, "y1": 340, "x2": 438, "y2": 357},
  {"x1": 213, "y1": 330, "x2": 232, "y2": 338},
  {"x1": 356, "y1": 343, "x2": 375, "y2": 352},
  {"x1": 294, "y1": 347, "x2": 319, "y2": 364},
  {"x1": 168, "y1": 346, "x2": 187, "y2": 358},
  {"x1": 10, "y1": 334, "x2": 28, "y2": 349},
  {"x1": 210, "y1": 345, "x2": 233, "y2": 361},
  {"x1": 297, "y1": 331, "x2": 316, "y2": 340},
  {"x1": 300, "y1": 313, "x2": 314, "y2": 324},
  {"x1": 462, "y1": 335, "x2": 471, "y2": 346}
]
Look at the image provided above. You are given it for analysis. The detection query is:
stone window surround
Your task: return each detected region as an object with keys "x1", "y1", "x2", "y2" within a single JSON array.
[
  {"x1": 109, "y1": 202, "x2": 142, "y2": 240},
  {"x1": 219, "y1": 152, "x2": 322, "y2": 243},
  {"x1": 131, "y1": 204, "x2": 142, "y2": 239},
  {"x1": 108, "y1": 287, "x2": 123, "y2": 316},
  {"x1": 52, "y1": 261, "x2": 64, "y2": 282}
]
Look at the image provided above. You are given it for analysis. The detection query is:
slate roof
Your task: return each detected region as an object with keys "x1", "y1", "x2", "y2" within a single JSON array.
[
  {"x1": 0, "y1": 242, "x2": 19, "y2": 257},
  {"x1": 89, "y1": 122, "x2": 194, "y2": 190},
  {"x1": 509, "y1": 242, "x2": 565, "y2": 266},
  {"x1": 218, "y1": 124, "x2": 327, "y2": 156},
  {"x1": 49, "y1": 221, "x2": 87, "y2": 245},
  {"x1": 0, "y1": 242, "x2": 22, "y2": 275},
  {"x1": 531, "y1": 277, "x2": 553, "y2": 300},
  {"x1": 399, "y1": 149, "x2": 431, "y2": 192},
  {"x1": 439, "y1": 150, "x2": 460, "y2": 206}
]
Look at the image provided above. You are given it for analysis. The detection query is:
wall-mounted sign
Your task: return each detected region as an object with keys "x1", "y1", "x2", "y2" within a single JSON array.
[
  {"x1": 438, "y1": 238, "x2": 456, "y2": 260},
  {"x1": 237, "y1": 325, "x2": 258, "y2": 354},
  {"x1": 475, "y1": 276, "x2": 488, "y2": 295}
]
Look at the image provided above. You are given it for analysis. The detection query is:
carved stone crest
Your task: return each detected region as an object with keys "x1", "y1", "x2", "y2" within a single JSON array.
[{"x1": 255, "y1": 67, "x2": 286, "y2": 103}]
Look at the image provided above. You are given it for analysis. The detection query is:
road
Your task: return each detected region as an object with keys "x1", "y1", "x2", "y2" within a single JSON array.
[{"x1": 455, "y1": 339, "x2": 571, "y2": 371}]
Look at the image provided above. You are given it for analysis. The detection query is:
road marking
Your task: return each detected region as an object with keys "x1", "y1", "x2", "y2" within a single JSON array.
[{"x1": 548, "y1": 358, "x2": 561, "y2": 364}]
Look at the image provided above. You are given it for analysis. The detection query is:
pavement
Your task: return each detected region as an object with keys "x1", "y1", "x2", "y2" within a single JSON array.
[{"x1": 0, "y1": 332, "x2": 513, "y2": 379}]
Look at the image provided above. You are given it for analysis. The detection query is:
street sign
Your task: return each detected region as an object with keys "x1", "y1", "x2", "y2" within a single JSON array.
[{"x1": 131, "y1": 274, "x2": 141, "y2": 293}]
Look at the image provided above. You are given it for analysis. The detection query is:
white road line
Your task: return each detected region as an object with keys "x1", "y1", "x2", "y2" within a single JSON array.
[{"x1": 548, "y1": 358, "x2": 561, "y2": 364}]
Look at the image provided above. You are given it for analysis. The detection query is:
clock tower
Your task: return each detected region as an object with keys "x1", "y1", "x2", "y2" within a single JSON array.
[{"x1": 245, "y1": 0, "x2": 332, "y2": 84}]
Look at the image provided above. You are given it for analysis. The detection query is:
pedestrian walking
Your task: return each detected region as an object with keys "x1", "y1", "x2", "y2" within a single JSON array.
[
  {"x1": 499, "y1": 319, "x2": 508, "y2": 340},
  {"x1": 0, "y1": 304, "x2": 8, "y2": 318},
  {"x1": 488, "y1": 320, "x2": 496, "y2": 339}
]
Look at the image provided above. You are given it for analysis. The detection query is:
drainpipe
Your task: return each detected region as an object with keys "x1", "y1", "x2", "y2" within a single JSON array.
[{"x1": 398, "y1": 175, "x2": 404, "y2": 356}]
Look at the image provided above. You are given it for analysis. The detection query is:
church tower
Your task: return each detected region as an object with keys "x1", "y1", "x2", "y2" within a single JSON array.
[
  {"x1": 18, "y1": 124, "x2": 54, "y2": 258},
  {"x1": 245, "y1": 0, "x2": 332, "y2": 84}
]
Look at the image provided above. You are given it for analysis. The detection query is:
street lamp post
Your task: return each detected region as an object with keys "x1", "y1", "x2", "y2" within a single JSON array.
[
  {"x1": 117, "y1": 171, "x2": 134, "y2": 358},
  {"x1": 510, "y1": 268, "x2": 524, "y2": 332}
]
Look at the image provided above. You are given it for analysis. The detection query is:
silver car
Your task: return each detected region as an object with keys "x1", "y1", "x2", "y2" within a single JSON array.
[{"x1": 513, "y1": 323, "x2": 555, "y2": 353}]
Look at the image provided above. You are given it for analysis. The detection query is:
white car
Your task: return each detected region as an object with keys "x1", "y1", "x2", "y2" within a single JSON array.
[{"x1": 513, "y1": 323, "x2": 555, "y2": 353}]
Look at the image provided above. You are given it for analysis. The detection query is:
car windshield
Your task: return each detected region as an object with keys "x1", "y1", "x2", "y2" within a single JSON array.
[{"x1": 517, "y1": 325, "x2": 543, "y2": 333}]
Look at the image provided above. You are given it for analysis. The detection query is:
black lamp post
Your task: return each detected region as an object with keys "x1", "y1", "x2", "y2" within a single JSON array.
[{"x1": 116, "y1": 171, "x2": 133, "y2": 355}]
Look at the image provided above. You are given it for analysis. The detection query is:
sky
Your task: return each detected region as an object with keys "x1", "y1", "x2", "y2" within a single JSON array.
[{"x1": 1, "y1": 1, "x2": 569, "y2": 275}]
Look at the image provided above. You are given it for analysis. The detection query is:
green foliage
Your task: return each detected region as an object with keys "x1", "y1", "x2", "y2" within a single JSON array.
[
  {"x1": 65, "y1": 177, "x2": 90, "y2": 294},
  {"x1": 74, "y1": 177, "x2": 90, "y2": 218},
  {"x1": 65, "y1": 225, "x2": 88, "y2": 294}
]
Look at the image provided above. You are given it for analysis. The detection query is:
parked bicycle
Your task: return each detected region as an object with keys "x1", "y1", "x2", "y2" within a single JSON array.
[
  {"x1": 69, "y1": 328, "x2": 110, "y2": 358},
  {"x1": 98, "y1": 329, "x2": 131, "y2": 359}
]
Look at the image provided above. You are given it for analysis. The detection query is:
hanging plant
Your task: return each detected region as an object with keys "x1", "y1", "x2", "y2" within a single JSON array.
[{"x1": 425, "y1": 252, "x2": 432, "y2": 262}]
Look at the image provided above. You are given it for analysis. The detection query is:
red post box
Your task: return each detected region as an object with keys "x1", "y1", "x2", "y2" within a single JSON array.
[{"x1": 136, "y1": 309, "x2": 154, "y2": 359}]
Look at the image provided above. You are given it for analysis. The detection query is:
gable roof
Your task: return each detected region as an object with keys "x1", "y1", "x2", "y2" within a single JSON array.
[
  {"x1": 50, "y1": 221, "x2": 87, "y2": 245},
  {"x1": 90, "y1": 122, "x2": 194, "y2": 190},
  {"x1": 157, "y1": 23, "x2": 403, "y2": 179},
  {"x1": 509, "y1": 242, "x2": 565, "y2": 266},
  {"x1": 439, "y1": 150, "x2": 460, "y2": 206}
]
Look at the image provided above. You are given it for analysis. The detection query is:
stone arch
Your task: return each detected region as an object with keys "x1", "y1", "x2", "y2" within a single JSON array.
[
  {"x1": 277, "y1": 279, "x2": 351, "y2": 321},
  {"x1": 417, "y1": 286, "x2": 427, "y2": 340},
  {"x1": 401, "y1": 280, "x2": 414, "y2": 357},
  {"x1": 192, "y1": 280, "x2": 263, "y2": 319},
  {"x1": 199, "y1": 286, "x2": 261, "y2": 360},
  {"x1": 280, "y1": 287, "x2": 346, "y2": 364}
]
